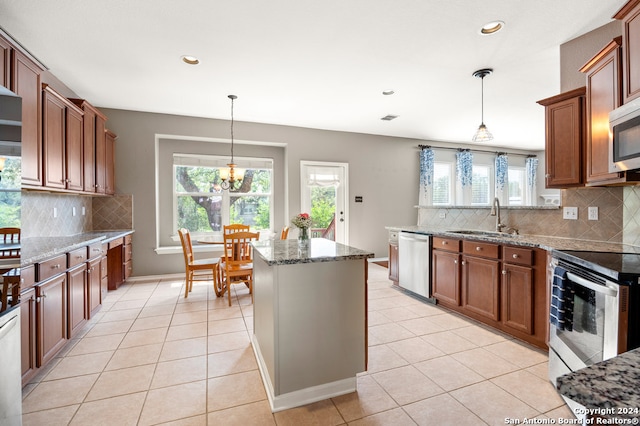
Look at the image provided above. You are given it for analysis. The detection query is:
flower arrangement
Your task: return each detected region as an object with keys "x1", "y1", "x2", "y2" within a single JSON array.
[{"x1": 291, "y1": 213, "x2": 312, "y2": 229}]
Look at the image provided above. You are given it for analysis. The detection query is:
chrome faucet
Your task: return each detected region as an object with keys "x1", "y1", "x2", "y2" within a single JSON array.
[{"x1": 490, "y1": 197, "x2": 505, "y2": 232}]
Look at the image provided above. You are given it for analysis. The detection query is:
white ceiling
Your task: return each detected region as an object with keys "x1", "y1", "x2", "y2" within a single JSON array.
[{"x1": 0, "y1": 0, "x2": 626, "y2": 151}]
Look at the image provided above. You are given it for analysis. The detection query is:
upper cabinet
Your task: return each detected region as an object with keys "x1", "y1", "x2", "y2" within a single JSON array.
[
  {"x1": 70, "y1": 99, "x2": 108, "y2": 194},
  {"x1": 537, "y1": 88, "x2": 586, "y2": 188},
  {"x1": 614, "y1": 0, "x2": 640, "y2": 103},
  {"x1": 580, "y1": 37, "x2": 640, "y2": 186},
  {"x1": 0, "y1": 33, "x2": 45, "y2": 187}
]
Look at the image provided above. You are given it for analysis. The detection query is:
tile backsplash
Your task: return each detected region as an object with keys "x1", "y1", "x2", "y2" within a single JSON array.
[{"x1": 21, "y1": 192, "x2": 133, "y2": 238}]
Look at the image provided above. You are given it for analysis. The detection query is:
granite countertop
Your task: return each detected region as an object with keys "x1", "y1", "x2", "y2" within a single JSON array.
[
  {"x1": 557, "y1": 347, "x2": 640, "y2": 421},
  {"x1": 21, "y1": 230, "x2": 134, "y2": 266},
  {"x1": 386, "y1": 225, "x2": 640, "y2": 255},
  {"x1": 252, "y1": 238, "x2": 374, "y2": 266}
]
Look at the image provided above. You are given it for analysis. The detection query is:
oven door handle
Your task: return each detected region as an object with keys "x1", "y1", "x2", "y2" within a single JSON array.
[{"x1": 566, "y1": 272, "x2": 618, "y2": 297}]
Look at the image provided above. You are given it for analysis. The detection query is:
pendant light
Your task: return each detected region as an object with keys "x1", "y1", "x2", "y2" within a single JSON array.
[
  {"x1": 472, "y1": 68, "x2": 494, "y2": 143},
  {"x1": 220, "y1": 94, "x2": 245, "y2": 191}
]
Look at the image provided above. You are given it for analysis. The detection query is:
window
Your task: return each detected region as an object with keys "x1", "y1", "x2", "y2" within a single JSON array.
[
  {"x1": 174, "y1": 154, "x2": 273, "y2": 236},
  {"x1": 471, "y1": 165, "x2": 491, "y2": 205},
  {"x1": 508, "y1": 167, "x2": 525, "y2": 206},
  {"x1": 433, "y1": 162, "x2": 452, "y2": 205},
  {"x1": 0, "y1": 156, "x2": 21, "y2": 227}
]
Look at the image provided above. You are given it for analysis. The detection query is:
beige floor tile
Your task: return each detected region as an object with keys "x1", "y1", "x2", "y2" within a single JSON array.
[
  {"x1": 22, "y1": 374, "x2": 99, "y2": 413},
  {"x1": 151, "y1": 355, "x2": 208, "y2": 389},
  {"x1": 348, "y1": 407, "x2": 416, "y2": 426},
  {"x1": 111, "y1": 299, "x2": 147, "y2": 311},
  {"x1": 451, "y1": 347, "x2": 520, "y2": 379},
  {"x1": 368, "y1": 295, "x2": 413, "y2": 311},
  {"x1": 484, "y1": 339, "x2": 548, "y2": 368},
  {"x1": 139, "y1": 380, "x2": 207, "y2": 425},
  {"x1": 420, "y1": 330, "x2": 478, "y2": 354},
  {"x1": 160, "y1": 336, "x2": 208, "y2": 361},
  {"x1": 159, "y1": 414, "x2": 208, "y2": 425},
  {"x1": 66, "y1": 333, "x2": 125, "y2": 356},
  {"x1": 426, "y1": 312, "x2": 475, "y2": 330},
  {"x1": 145, "y1": 294, "x2": 180, "y2": 307},
  {"x1": 386, "y1": 337, "x2": 445, "y2": 364},
  {"x1": 404, "y1": 302, "x2": 444, "y2": 317},
  {"x1": 207, "y1": 370, "x2": 267, "y2": 412},
  {"x1": 208, "y1": 318, "x2": 246, "y2": 335},
  {"x1": 207, "y1": 400, "x2": 275, "y2": 425},
  {"x1": 105, "y1": 343, "x2": 163, "y2": 370},
  {"x1": 99, "y1": 308, "x2": 142, "y2": 322},
  {"x1": 368, "y1": 323, "x2": 416, "y2": 344},
  {"x1": 378, "y1": 306, "x2": 422, "y2": 322},
  {"x1": 372, "y1": 365, "x2": 444, "y2": 406},
  {"x1": 166, "y1": 322, "x2": 208, "y2": 341},
  {"x1": 332, "y1": 374, "x2": 398, "y2": 422},
  {"x1": 139, "y1": 303, "x2": 175, "y2": 317},
  {"x1": 84, "y1": 318, "x2": 134, "y2": 337},
  {"x1": 208, "y1": 305, "x2": 243, "y2": 320},
  {"x1": 544, "y1": 404, "x2": 576, "y2": 421},
  {"x1": 450, "y1": 381, "x2": 538, "y2": 426},
  {"x1": 491, "y1": 370, "x2": 566, "y2": 413},
  {"x1": 22, "y1": 404, "x2": 79, "y2": 426},
  {"x1": 368, "y1": 287, "x2": 400, "y2": 300},
  {"x1": 70, "y1": 391, "x2": 146, "y2": 426},
  {"x1": 452, "y1": 324, "x2": 510, "y2": 347},
  {"x1": 86, "y1": 364, "x2": 155, "y2": 401},
  {"x1": 174, "y1": 300, "x2": 209, "y2": 314},
  {"x1": 208, "y1": 346, "x2": 258, "y2": 378},
  {"x1": 43, "y1": 351, "x2": 113, "y2": 381},
  {"x1": 404, "y1": 393, "x2": 486, "y2": 426},
  {"x1": 171, "y1": 310, "x2": 208, "y2": 325},
  {"x1": 368, "y1": 310, "x2": 392, "y2": 326},
  {"x1": 414, "y1": 355, "x2": 484, "y2": 391},
  {"x1": 397, "y1": 317, "x2": 446, "y2": 336},
  {"x1": 366, "y1": 344, "x2": 409, "y2": 374},
  {"x1": 526, "y1": 361, "x2": 550, "y2": 381},
  {"x1": 208, "y1": 330, "x2": 251, "y2": 354},
  {"x1": 129, "y1": 313, "x2": 173, "y2": 331},
  {"x1": 274, "y1": 398, "x2": 344, "y2": 426},
  {"x1": 120, "y1": 327, "x2": 168, "y2": 348}
]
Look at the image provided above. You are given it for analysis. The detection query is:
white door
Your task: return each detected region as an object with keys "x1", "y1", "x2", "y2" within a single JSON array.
[{"x1": 300, "y1": 161, "x2": 348, "y2": 245}]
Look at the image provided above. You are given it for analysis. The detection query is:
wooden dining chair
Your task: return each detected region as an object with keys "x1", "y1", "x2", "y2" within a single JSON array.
[
  {"x1": 178, "y1": 228, "x2": 221, "y2": 298},
  {"x1": 1, "y1": 268, "x2": 20, "y2": 313},
  {"x1": 280, "y1": 226, "x2": 289, "y2": 240},
  {"x1": 219, "y1": 231, "x2": 259, "y2": 306},
  {"x1": 223, "y1": 224, "x2": 250, "y2": 235},
  {"x1": 0, "y1": 227, "x2": 20, "y2": 259}
]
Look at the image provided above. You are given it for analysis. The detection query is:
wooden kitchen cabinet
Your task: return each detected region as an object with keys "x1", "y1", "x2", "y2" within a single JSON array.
[
  {"x1": 432, "y1": 237, "x2": 461, "y2": 307},
  {"x1": 501, "y1": 246, "x2": 534, "y2": 335},
  {"x1": 0, "y1": 35, "x2": 10, "y2": 88},
  {"x1": 70, "y1": 99, "x2": 109, "y2": 194},
  {"x1": 87, "y1": 242, "x2": 104, "y2": 318},
  {"x1": 105, "y1": 129, "x2": 116, "y2": 195},
  {"x1": 615, "y1": 0, "x2": 640, "y2": 103},
  {"x1": 36, "y1": 274, "x2": 67, "y2": 367},
  {"x1": 95, "y1": 115, "x2": 107, "y2": 194},
  {"x1": 388, "y1": 231, "x2": 399, "y2": 284},
  {"x1": 18, "y1": 287, "x2": 37, "y2": 386},
  {"x1": 461, "y1": 240, "x2": 500, "y2": 322},
  {"x1": 581, "y1": 37, "x2": 640, "y2": 186},
  {"x1": 107, "y1": 235, "x2": 133, "y2": 289},
  {"x1": 537, "y1": 87, "x2": 586, "y2": 188}
]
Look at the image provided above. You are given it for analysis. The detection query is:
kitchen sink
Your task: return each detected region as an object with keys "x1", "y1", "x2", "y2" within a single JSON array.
[{"x1": 446, "y1": 230, "x2": 520, "y2": 238}]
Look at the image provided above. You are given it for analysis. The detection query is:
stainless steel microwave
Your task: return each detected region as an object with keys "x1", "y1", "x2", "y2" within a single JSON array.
[{"x1": 609, "y1": 96, "x2": 640, "y2": 173}]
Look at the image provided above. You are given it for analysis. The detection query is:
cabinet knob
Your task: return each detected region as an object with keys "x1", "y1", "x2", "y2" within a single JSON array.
[
  {"x1": 545, "y1": 173, "x2": 551, "y2": 178},
  {"x1": 461, "y1": 260, "x2": 466, "y2": 265},
  {"x1": 512, "y1": 254, "x2": 518, "y2": 259},
  {"x1": 52, "y1": 264, "x2": 60, "y2": 269},
  {"x1": 502, "y1": 270, "x2": 507, "y2": 275},
  {"x1": 453, "y1": 259, "x2": 458, "y2": 264},
  {"x1": 442, "y1": 241, "x2": 447, "y2": 245},
  {"x1": 476, "y1": 246, "x2": 482, "y2": 251}
]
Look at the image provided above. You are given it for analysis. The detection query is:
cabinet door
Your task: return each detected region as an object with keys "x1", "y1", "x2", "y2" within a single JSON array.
[
  {"x1": 105, "y1": 130, "x2": 116, "y2": 194},
  {"x1": 616, "y1": 1, "x2": 640, "y2": 103},
  {"x1": 537, "y1": 88, "x2": 585, "y2": 188},
  {"x1": 0, "y1": 36, "x2": 10, "y2": 88},
  {"x1": 388, "y1": 243, "x2": 399, "y2": 283},
  {"x1": 19, "y1": 288, "x2": 37, "y2": 385},
  {"x1": 461, "y1": 255, "x2": 500, "y2": 321},
  {"x1": 67, "y1": 264, "x2": 87, "y2": 338},
  {"x1": 87, "y1": 257, "x2": 102, "y2": 318},
  {"x1": 14, "y1": 49, "x2": 43, "y2": 186},
  {"x1": 37, "y1": 274, "x2": 67, "y2": 366},
  {"x1": 65, "y1": 105, "x2": 84, "y2": 191},
  {"x1": 95, "y1": 115, "x2": 106, "y2": 194},
  {"x1": 432, "y1": 249, "x2": 460, "y2": 306},
  {"x1": 82, "y1": 105, "x2": 97, "y2": 192},
  {"x1": 42, "y1": 86, "x2": 67, "y2": 189},
  {"x1": 501, "y1": 263, "x2": 533, "y2": 335}
]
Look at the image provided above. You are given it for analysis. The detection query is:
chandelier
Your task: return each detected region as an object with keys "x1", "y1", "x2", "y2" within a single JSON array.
[
  {"x1": 220, "y1": 94, "x2": 244, "y2": 190},
  {"x1": 471, "y1": 68, "x2": 494, "y2": 143}
]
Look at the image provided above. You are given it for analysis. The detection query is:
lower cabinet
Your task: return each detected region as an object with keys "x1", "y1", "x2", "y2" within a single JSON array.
[
  {"x1": 67, "y1": 263, "x2": 88, "y2": 338},
  {"x1": 37, "y1": 274, "x2": 67, "y2": 367},
  {"x1": 19, "y1": 287, "x2": 37, "y2": 386},
  {"x1": 461, "y1": 253, "x2": 500, "y2": 321},
  {"x1": 432, "y1": 244, "x2": 461, "y2": 306},
  {"x1": 388, "y1": 243, "x2": 399, "y2": 284},
  {"x1": 87, "y1": 257, "x2": 102, "y2": 318}
]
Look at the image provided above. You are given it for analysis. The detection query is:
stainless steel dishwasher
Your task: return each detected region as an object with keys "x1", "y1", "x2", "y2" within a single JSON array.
[
  {"x1": 0, "y1": 305, "x2": 22, "y2": 426},
  {"x1": 398, "y1": 231, "x2": 432, "y2": 300}
]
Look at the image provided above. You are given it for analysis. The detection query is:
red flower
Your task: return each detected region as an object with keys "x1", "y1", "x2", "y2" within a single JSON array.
[{"x1": 300, "y1": 213, "x2": 309, "y2": 219}]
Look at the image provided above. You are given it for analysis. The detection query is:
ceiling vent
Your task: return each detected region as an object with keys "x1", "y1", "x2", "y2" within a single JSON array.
[{"x1": 381, "y1": 114, "x2": 398, "y2": 121}]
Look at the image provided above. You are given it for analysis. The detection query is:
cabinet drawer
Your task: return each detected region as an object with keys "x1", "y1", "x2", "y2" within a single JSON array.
[
  {"x1": 21, "y1": 265, "x2": 35, "y2": 290},
  {"x1": 68, "y1": 247, "x2": 88, "y2": 268},
  {"x1": 108, "y1": 237, "x2": 123, "y2": 250},
  {"x1": 462, "y1": 240, "x2": 499, "y2": 259},
  {"x1": 433, "y1": 237, "x2": 460, "y2": 252},
  {"x1": 37, "y1": 254, "x2": 67, "y2": 282},
  {"x1": 87, "y1": 242, "x2": 104, "y2": 260},
  {"x1": 124, "y1": 234, "x2": 132, "y2": 245},
  {"x1": 503, "y1": 246, "x2": 533, "y2": 266},
  {"x1": 124, "y1": 243, "x2": 132, "y2": 262}
]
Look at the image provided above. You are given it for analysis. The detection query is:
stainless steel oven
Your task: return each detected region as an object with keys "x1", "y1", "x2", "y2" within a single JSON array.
[{"x1": 548, "y1": 251, "x2": 640, "y2": 385}]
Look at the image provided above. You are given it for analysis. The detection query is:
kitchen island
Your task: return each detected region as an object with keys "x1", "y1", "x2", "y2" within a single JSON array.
[{"x1": 251, "y1": 238, "x2": 373, "y2": 412}]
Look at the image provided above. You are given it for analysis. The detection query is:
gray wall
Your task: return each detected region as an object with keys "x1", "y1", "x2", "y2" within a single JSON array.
[{"x1": 104, "y1": 108, "x2": 432, "y2": 276}]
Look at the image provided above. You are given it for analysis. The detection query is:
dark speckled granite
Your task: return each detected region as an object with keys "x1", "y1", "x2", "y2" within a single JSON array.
[
  {"x1": 557, "y1": 348, "x2": 640, "y2": 420},
  {"x1": 252, "y1": 238, "x2": 374, "y2": 266},
  {"x1": 21, "y1": 230, "x2": 134, "y2": 266}
]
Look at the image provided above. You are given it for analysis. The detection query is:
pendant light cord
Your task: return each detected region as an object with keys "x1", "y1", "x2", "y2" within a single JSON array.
[
  {"x1": 230, "y1": 96, "x2": 235, "y2": 163},
  {"x1": 480, "y1": 75, "x2": 484, "y2": 124}
]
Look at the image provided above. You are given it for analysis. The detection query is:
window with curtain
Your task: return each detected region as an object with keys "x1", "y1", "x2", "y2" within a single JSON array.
[
  {"x1": 471, "y1": 165, "x2": 491, "y2": 205},
  {"x1": 433, "y1": 162, "x2": 452, "y2": 205},
  {"x1": 508, "y1": 167, "x2": 525, "y2": 205},
  {"x1": 173, "y1": 154, "x2": 273, "y2": 235}
]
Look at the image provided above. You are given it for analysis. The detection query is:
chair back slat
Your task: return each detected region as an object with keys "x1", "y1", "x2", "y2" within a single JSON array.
[
  {"x1": 223, "y1": 231, "x2": 259, "y2": 266},
  {"x1": 0, "y1": 227, "x2": 20, "y2": 259},
  {"x1": 178, "y1": 228, "x2": 194, "y2": 267},
  {"x1": 223, "y1": 224, "x2": 250, "y2": 235}
]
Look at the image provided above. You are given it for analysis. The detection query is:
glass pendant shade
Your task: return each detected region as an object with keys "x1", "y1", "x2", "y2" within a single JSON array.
[
  {"x1": 472, "y1": 68, "x2": 494, "y2": 143},
  {"x1": 472, "y1": 123, "x2": 493, "y2": 143}
]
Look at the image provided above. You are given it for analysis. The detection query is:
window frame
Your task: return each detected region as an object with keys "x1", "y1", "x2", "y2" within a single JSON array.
[{"x1": 432, "y1": 161, "x2": 453, "y2": 206}]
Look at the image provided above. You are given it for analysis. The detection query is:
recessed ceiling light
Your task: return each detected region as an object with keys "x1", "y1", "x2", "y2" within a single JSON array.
[
  {"x1": 480, "y1": 21, "x2": 504, "y2": 35},
  {"x1": 381, "y1": 115, "x2": 398, "y2": 121},
  {"x1": 181, "y1": 55, "x2": 200, "y2": 65},
  {"x1": 382, "y1": 90, "x2": 395, "y2": 95}
]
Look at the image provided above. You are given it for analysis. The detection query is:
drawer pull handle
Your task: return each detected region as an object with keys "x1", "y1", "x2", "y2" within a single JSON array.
[
  {"x1": 52, "y1": 264, "x2": 61, "y2": 269},
  {"x1": 512, "y1": 254, "x2": 519, "y2": 259},
  {"x1": 476, "y1": 247, "x2": 482, "y2": 251},
  {"x1": 442, "y1": 241, "x2": 447, "y2": 245}
]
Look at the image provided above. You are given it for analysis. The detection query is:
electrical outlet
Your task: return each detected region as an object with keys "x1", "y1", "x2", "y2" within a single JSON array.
[
  {"x1": 82, "y1": 206, "x2": 86, "y2": 216},
  {"x1": 72, "y1": 207, "x2": 76, "y2": 216},
  {"x1": 588, "y1": 206, "x2": 599, "y2": 221},
  {"x1": 53, "y1": 207, "x2": 58, "y2": 218},
  {"x1": 563, "y1": 206, "x2": 578, "y2": 220}
]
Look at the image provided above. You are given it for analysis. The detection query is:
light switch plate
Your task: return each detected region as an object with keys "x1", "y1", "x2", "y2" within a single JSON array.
[
  {"x1": 563, "y1": 206, "x2": 578, "y2": 220},
  {"x1": 588, "y1": 206, "x2": 598, "y2": 221}
]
